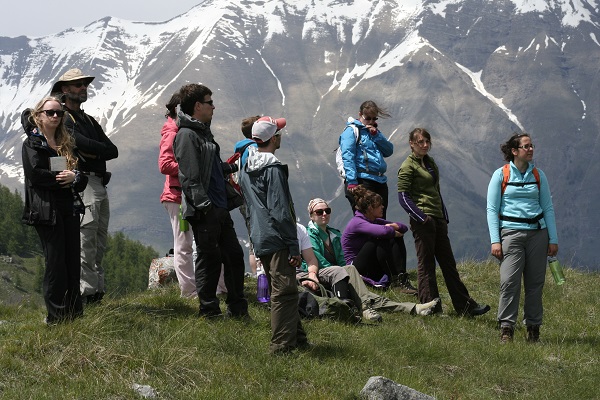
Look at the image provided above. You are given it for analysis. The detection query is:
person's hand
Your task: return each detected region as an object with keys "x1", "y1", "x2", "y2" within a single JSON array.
[
  {"x1": 288, "y1": 255, "x2": 301, "y2": 267},
  {"x1": 386, "y1": 223, "x2": 400, "y2": 231},
  {"x1": 56, "y1": 170, "x2": 75, "y2": 186},
  {"x1": 547, "y1": 244, "x2": 558, "y2": 257},
  {"x1": 366, "y1": 122, "x2": 378, "y2": 135},
  {"x1": 394, "y1": 230, "x2": 404, "y2": 238},
  {"x1": 301, "y1": 279, "x2": 319, "y2": 292},
  {"x1": 491, "y1": 243, "x2": 503, "y2": 261}
]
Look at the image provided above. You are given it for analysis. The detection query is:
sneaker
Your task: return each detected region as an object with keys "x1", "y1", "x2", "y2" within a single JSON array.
[
  {"x1": 415, "y1": 298, "x2": 440, "y2": 316},
  {"x1": 500, "y1": 326, "x2": 514, "y2": 343},
  {"x1": 526, "y1": 325, "x2": 540, "y2": 342},
  {"x1": 362, "y1": 308, "x2": 383, "y2": 323}
]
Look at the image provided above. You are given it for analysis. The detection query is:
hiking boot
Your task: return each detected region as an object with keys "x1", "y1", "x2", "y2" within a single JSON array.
[
  {"x1": 466, "y1": 303, "x2": 491, "y2": 317},
  {"x1": 415, "y1": 298, "x2": 440, "y2": 316},
  {"x1": 362, "y1": 308, "x2": 383, "y2": 323},
  {"x1": 526, "y1": 325, "x2": 540, "y2": 342},
  {"x1": 500, "y1": 326, "x2": 514, "y2": 343},
  {"x1": 392, "y1": 274, "x2": 418, "y2": 295}
]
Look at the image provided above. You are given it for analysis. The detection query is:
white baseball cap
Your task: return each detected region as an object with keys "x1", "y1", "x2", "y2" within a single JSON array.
[{"x1": 252, "y1": 116, "x2": 286, "y2": 143}]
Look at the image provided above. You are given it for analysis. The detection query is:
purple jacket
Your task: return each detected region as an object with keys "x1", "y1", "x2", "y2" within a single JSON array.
[{"x1": 341, "y1": 211, "x2": 408, "y2": 265}]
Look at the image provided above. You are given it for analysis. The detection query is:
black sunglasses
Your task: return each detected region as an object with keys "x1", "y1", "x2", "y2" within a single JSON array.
[
  {"x1": 362, "y1": 116, "x2": 378, "y2": 121},
  {"x1": 199, "y1": 100, "x2": 214, "y2": 106},
  {"x1": 313, "y1": 208, "x2": 331, "y2": 216},
  {"x1": 69, "y1": 81, "x2": 90, "y2": 88},
  {"x1": 41, "y1": 109, "x2": 65, "y2": 117}
]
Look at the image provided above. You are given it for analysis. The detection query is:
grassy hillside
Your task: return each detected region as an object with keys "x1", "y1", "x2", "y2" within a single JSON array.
[
  {"x1": 0, "y1": 260, "x2": 598, "y2": 399},
  {"x1": 0, "y1": 256, "x2": 44, "y2": 308}
]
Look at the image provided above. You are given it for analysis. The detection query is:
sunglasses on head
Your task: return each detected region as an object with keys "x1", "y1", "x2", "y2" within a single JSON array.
[
  {"x1": 313, "y1": 208, "x2": 331, "y2": 216},
  {"x1": 41, "y1": 109, "x2": 65, "y2": 117}
]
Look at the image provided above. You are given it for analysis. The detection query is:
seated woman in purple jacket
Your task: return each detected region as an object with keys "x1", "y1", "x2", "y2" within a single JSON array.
[{"x1": 341, "y1": 185, "x2": 416, "y2": 293}]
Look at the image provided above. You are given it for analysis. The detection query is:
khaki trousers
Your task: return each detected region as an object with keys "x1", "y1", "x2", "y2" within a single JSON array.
[
  {"x1": 80, "y1": 175, "x2": 109, "y2": 297},
  {"x1": 261, "y1": 248, "x2": 307, "y2": 353}
]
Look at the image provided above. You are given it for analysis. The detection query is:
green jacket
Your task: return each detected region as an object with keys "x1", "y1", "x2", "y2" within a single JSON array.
[
  {"x1": 301, "y1": 221, "x2": 346, "y2": 271},
  {"x1": 397, "y1": 153, "x2": 448, "y2": 221}
]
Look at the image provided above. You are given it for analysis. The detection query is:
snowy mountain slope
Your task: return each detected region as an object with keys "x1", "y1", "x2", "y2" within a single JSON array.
[{"x1": 0, "y1": 0, "x2": 598, "y2": 268}]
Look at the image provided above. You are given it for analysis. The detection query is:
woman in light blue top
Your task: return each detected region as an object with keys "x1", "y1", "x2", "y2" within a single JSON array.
[{"x1": 486, "y1": 133, "x2": 558, "y2": 343}]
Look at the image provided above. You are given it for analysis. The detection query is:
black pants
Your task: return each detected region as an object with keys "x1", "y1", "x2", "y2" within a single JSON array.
[
  {"x1": 190, "y1": 207, "x2": 248, "y2": 317},
  {"x1": 411, "y1": 217, "x2": 477, "y2": 314},
  {"x1": 35, "y1": 200, "x2": 83, "y2": 323},
  {"x1": 352, "y1": 237, "x2": 407, "y2": 281},
  {"x1": 344, "y1": 178, "x2": 389, "y2": 219}
]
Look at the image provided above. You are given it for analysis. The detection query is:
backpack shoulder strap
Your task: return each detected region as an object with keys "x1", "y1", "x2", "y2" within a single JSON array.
[
  {"x1": 351, "y1": 124, "x2": 360, "y2": 144},
  {"x1": 501, "y1": 164, "x2": 541, "y2": 195},
  {"x1": 501, "y1": 164, "x2": 510, "y2": 195},
  {"x1": 532, "y1": 167, "x2": 540, "y2": 191},
  {"x1": 239, "y1": 141, "x2": 254, "y2": 155}
]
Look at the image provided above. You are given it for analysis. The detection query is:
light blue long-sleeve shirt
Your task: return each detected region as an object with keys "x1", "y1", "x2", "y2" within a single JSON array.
[{"x1": 486, "y1": 161, "x2": 558, "y2": 244}]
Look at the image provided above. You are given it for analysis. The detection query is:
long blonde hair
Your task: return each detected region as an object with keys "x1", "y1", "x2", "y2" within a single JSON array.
[{"x1": 30, "y1": 96, "x2": 78, "y2": 170}]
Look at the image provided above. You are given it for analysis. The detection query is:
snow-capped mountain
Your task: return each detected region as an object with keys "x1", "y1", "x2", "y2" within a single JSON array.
[{"x1": 1, "y1": 0, "x2": 598, "y2": 269}]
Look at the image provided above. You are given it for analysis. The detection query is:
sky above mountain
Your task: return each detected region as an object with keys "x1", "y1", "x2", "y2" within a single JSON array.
[
  {"x1": 2, "y1": 0, "x2": 597, "y2": 38},
  {"x1": 0, "y1": 0, "x2": 201, "y2": 38}
]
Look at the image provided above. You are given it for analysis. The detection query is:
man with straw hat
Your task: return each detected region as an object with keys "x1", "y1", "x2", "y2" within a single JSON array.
[{"x1": 51, "y1": 68, "x2": 118, "y2": 305}]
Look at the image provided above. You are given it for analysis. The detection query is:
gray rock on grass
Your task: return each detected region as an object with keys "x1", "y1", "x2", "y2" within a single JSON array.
[{"x1": 360, "y1": 376, "x2": 436, "y2": 400}]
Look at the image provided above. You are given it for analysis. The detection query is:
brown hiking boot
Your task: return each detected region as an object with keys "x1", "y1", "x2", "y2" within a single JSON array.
[
  {"x1": 527, "y1": 325, "x2": 540, "y2": 342},
  {"x1": 500, "y1": 326, "x2": 514, "y2": 343},
  {"x1": 392, "y1": 273, "x2": 418, "y2": 295}
]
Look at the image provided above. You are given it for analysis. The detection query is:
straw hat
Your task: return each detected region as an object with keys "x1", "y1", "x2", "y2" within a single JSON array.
[{"x1": 50, "y1": 68, "x2": 95, "y2": 94}]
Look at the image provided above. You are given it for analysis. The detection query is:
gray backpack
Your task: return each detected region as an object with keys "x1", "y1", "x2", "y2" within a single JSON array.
[{"x1": 335, "y1": 118, "x2": 360, "y2": 179}]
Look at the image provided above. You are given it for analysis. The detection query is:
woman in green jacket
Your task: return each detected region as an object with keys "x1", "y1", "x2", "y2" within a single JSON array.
[{"x1": 397, "y1": 128, "x2": 489, "y2": 317}]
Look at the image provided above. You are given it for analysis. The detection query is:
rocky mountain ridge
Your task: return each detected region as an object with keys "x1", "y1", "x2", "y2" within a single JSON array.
[{"x1": 1, "y1": 0, "x2": 598, "y2": 269}]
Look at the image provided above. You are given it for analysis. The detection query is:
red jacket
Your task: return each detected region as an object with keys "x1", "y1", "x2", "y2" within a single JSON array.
[{"x1": 158, "y1": 117, "x2": 182, "y2": 203}]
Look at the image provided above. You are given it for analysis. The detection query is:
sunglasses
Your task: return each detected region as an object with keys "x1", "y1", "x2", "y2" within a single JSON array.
[
  {"x1": 361, "y1": 115, "x2": 378, "y2": 121},
  {"x1": 41, "y1": 109, "x2": 65, "y2": 117},
  {"x1": 199, "y1": 100, "x2": 214, "y2": 106},
  {"x1": 69, "y1": 81, "x2": 90, "y2": 88},
  {"x1": 313, "y1": 208, "x2": 331, "y2": 216}
]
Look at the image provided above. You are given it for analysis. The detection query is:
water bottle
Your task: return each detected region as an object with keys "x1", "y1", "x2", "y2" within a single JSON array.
[
  {"x1": 179, "y1": 205, "x2": 189, "y2": 232},
  {"x1": 256, "y1": 265, "x2": 270, "y2": 303},
  {"x1": 548, "y1": 256, "x2": 565, "y2": 285}
]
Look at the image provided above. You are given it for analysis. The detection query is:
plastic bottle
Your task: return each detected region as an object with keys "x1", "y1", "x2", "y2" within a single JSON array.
[
  {"x1": 179, "y1": 205, "x2": 189, "y2": 232},
  {"x1": 256, "y1": 263, "x2": 270, "y2": 303},
  {"x1": 548, "y1": 256, "x2": 565, "y2": 285}
]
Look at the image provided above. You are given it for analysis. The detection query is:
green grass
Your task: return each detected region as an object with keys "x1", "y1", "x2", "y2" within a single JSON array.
[{"x1": 0, "y1": 260, "x2": 598, "y2": 399}]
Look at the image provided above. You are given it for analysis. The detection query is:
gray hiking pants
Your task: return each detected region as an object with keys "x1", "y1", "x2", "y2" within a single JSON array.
[
  {"x1": 498, "y1": 228, "x2": 548, "y2": 328},
  {"x1": 343, "y1": 265, "x2": 416, "y2": 314}
]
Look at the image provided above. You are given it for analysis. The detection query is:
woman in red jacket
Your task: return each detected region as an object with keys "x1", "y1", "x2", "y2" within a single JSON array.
[{"x1": 158, "y1": 92, "x2": 195, "y2": 298}]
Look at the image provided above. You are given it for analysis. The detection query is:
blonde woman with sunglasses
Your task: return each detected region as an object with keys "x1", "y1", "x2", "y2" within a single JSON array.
[{"x1": 21, "y1": 96, "x2": 87, "y2": 324}]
